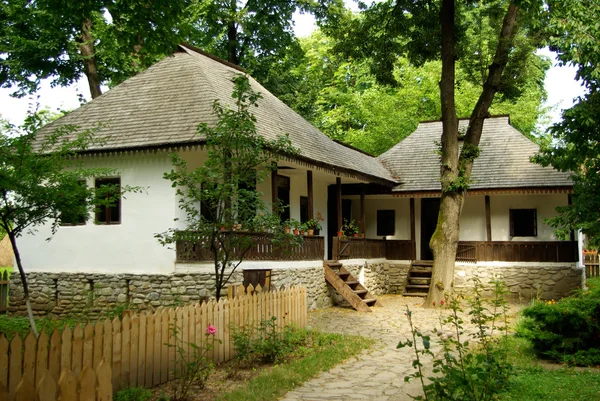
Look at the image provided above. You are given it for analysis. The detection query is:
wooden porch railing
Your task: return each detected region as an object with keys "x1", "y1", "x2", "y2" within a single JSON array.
[
  {"x1": 176, "y1": 232, "x2": 324, "y2": 262},
  {"x1": 584, "y1": 250, "x2": 599, "y2": 278},
  {"x1": 467, "y1": 241, "x2": 578, "y2": 263},
  {"x1": 332, "y1": 237, "x2": 415, "y2": 260}
]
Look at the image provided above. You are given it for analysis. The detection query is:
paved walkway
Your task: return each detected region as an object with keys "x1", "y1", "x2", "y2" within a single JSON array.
[{"x1": 281, "y1": 295, "x2": 522, "y2": 401}]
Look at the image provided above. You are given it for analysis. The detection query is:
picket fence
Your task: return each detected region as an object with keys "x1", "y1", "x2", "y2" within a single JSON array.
[{"x1": 1, "y1": 285, "x2": 307, "y2": 400}]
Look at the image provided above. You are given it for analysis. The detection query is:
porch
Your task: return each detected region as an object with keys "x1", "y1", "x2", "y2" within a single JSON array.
[
  {"x1": 332, "y1": 237, "x2": 578, "y2": 263},
  {"x1": 176, "y1": 233, "x2": 577, "y2": 264}
]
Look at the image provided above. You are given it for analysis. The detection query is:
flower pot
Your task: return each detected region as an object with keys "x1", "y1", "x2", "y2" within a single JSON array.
[
  {"x1": 284, "y1": 227, "x2": 290, "y2": 234},
  {"x1": 293, "y1": 229, "x2": 300, "y2": 235},
  {"x1": 337, "y1": 231, "x2": 343, "y2": 237},
  {"x1": 353, "y1": 233, "x2": 359, "y2": 237},
  {"x1": 360, "y1": 233, "x2": 365, "y2": 238},
  {"x1": 307, "y1": 229, "x2": 314, "y2": 236}
]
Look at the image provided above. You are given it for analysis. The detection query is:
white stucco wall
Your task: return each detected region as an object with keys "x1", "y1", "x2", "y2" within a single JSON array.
[
  {"x1": 459, "y1": 196, "x2": 487, "y2": 240},
  {"x1": 19, "y1": 153, "x2": 178, "y2": 274},
  {"x1": 490, "y1": 193, "x2": 567, "y2": 241},
  {"x1": 349, "y1": 196, "x2": 411, "y2": 240}
]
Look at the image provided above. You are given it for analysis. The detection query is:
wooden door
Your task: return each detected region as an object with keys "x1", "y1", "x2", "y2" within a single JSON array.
[{"x1": 420, "y1": 198, "x2": 440, "y2": 260}]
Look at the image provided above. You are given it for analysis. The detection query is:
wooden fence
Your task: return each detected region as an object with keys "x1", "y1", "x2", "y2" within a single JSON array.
[
  {"x1": 1, "y1": 285, "x2": 307, "y2": 399},
  {"x1": 0, "y1": 360, "x2": 112, "y2": 401},
  {"x1": 584, "y1": 250, "x2": 599, "y2": 278}
]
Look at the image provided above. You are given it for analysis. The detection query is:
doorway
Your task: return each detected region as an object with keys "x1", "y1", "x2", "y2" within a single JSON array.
[{"x1": 420, "y1": 198, "x2": 440, "y2": 260}]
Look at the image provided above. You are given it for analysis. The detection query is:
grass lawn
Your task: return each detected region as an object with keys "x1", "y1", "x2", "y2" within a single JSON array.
[{"x1": 499, "y1": 335, "x2": 600, "y2": 401}]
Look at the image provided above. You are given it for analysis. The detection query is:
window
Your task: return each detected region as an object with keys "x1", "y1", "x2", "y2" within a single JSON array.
[
  {"x1": 200, "y1": 182, "x2": 217, "y2": 222},
  {"x1": 275, "y1": 175, "x2": 290, "y2": 223},
  {"x1": 510, "y1": 209, "x2": 537, "y2": 237},
  {"x1": 60, "y1": 180, "x2": 87, "y2": 226},
  {"x1": 377, "y1": 210, "x2": 395, "y2": 236},
  {"x1": 95, "y1": 177, "x2": 121, "y2": 225}
]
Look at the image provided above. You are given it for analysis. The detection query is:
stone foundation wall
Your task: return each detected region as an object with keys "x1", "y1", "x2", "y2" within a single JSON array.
[
  {"x1": 342, "y1": 260, "x2": 411, "y2": 296},
  {"x1": 453, "y1": 263, "x2": 584, "y2": 300},
  {"x1": 8, "y1": 264, "x2": 335, "y2": 318}
]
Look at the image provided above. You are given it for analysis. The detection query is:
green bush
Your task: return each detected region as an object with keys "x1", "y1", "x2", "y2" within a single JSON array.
[
  {"x1": 516, "y1": 278, "x2": 600, "y2": 366},
  {"x1": 232, "y1": 317, "x2": 310, "y2": 365},
  {"x1": 114, "y1": 386, "x2": 152, "y2": 401}
]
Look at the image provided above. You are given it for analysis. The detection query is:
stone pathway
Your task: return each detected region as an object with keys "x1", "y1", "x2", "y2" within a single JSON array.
[{"x1": 281, "y1": 295, "x2": 523, "y2": 401}]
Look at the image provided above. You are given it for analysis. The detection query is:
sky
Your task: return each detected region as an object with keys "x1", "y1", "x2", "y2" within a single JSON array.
[{"x1": 0, "y1": 9, "x2": 586, "y2": 128}]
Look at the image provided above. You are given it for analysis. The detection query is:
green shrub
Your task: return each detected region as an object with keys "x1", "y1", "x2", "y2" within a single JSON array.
[
  {"x1": 399, "y1": 279, "x2": 513, "y2": 401},
  {"x1": 516, "y1": 278, "x2": 600, "y2": 366},
  {"x1": 232, "y1": 317, "x2": 310, "y2": 365},
  {"x1": 114, "y1": 386, "x2": 152, "y2": 401}
]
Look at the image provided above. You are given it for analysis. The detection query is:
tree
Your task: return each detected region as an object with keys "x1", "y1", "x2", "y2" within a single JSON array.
[
  {"x1": 287, "y1": 29, "x2": 548, "y2": 156},
  {"x1": 0, "y1": 0, "x2": 191, "y2": 99},
  {"x1": 0, "y1": 115, "x2": 136, "y2": 336},
  {"x1": 327, "y1": 0, "x2": 545, "y2": 305},
  {"x1": 157, "y1": 75, "x2": 298, "y2": 300},
  {"x1": 533, "y1": 0, "x2": 600, "y2": 246},
  {"x1": 185, "y1": 0, "x2": 345, "y2": 101}
]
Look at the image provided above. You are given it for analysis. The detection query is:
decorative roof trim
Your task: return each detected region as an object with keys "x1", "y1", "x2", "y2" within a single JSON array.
[
  {"x1": 391, "y1": 186, "x2": 573, "y2": 198},
  {"x1": 71, "y1": 141, "x2": 397, "y2": 186},
  {"x1": 418, "y1": 114, "x2": 511, "y2": 125}
]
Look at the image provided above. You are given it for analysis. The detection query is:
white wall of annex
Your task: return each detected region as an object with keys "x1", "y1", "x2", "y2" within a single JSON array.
[
  {"x1": 350, "y1": 197, "x2": 411, "y2": 240},
  {"x1": 490, "y1": 193, "x2": 567, "y2": 241},
  {"x1": 18, "y1": 153, "x2": 178, "y2": 274}
]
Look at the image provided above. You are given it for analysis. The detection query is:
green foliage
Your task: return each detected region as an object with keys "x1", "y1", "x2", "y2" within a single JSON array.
[
  {"x1": 287, "y1": 29, "x2": 547, "y2": 156},
  {"x1": 398, "y1": 280, "x2": 512, "y2": 401},
  {"x1": 0, "y1": 315, "x2": 81, "y2": 339},
  {"x1": 0, "y1": 0, "x2": 192, "y2": 96},
  {"x1": 156, "y1": 75, "x2": 299, "y2": 299},
  {"x1": 516, "y1": 278, "x2": 600, "y2": 366},
  {"x1": 497, "y1": 336, "x2": 600, "y2": 401},
  {"x1": 232, "y1": 317, "x2": 310, "y2": 365},
  {"x1": 114, "y1": 387, "x2": 152, "y2": 401},
  {"x1": 341, "y1": 218, "x2": 359, "y2": 235}
]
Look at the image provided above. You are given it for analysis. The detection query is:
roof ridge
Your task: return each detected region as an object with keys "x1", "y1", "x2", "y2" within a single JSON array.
[
  {"x1": 418, "y1": 114, "x2": 511, "y2": 125},
  {"x1": 178, "y1": 43, "x2": 246, "y2": 73}
]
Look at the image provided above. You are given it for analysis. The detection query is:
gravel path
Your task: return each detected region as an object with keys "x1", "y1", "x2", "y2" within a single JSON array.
[{"x1": 281, "y1": 295, "x2": 522, "y2": 401}]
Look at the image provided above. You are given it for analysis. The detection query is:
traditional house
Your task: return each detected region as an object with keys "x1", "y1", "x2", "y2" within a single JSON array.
[{"x1": 10, "y1": 45, "x2": 582, "y2": 315}]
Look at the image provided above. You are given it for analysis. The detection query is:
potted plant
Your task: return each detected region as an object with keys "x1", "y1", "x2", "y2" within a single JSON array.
[
  {"x1": 342, "y1": 218, "x2": 359, "y2": 237},
  {"x1": 305, "y1": 218, "x2": 322, "y2": 236},
  {"x1": 289, "y1": 219, "x2": 301, "y2": 235}
]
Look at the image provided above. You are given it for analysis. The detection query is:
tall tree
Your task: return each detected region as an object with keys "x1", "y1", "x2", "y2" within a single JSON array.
[
  {"x1": 186, "y1": 0, "x2": 344, "y2": 98},
  {"x1": 287, "y1": 29, "x2": 548, "y2": 156},
  {"x1": 326, "y1": 0, "x2": 545, "y2": 304},
  {"x1": 0, "y1": 0, "x2": 191, "y2": 99},
  {"x1": 533, "y1": 0, "x2": 600, "y2": 246}
]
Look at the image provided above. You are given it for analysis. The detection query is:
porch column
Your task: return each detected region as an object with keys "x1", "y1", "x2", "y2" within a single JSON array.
[
  {"x1": 360, "y1": 186, "x2": 365, "y2": 234},
  {"x1": 271, "y1": 166, "x2": 278, "y2": 212},
  {"x1": 336, "y1": 177, "x2": 342, "y2": 232},
  {"x1": 307, "y1": 170, "x2": 314, "y2": 219},
  {"x1": 485, "y1": 195, "x2": 492, "y2": 241},
  {"x1": 410, "y1": 198, "x2": 416, "y2": 259}
]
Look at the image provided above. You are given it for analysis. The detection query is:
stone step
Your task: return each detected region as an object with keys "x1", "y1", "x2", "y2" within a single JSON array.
[
  {"x1": 403, "y1": 292, "x2": 428, "y2": 297},
  {"x1": 405, "y1": 284, "x2": 430, "y2": 290}
]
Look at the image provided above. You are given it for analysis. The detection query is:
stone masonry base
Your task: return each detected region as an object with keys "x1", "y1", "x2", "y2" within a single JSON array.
[{"x1": 8, "y1": 261, "x2": 583, "y2": 318}]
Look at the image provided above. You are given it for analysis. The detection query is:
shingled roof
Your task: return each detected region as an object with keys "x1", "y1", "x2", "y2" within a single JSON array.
[
  {"x1": 378, "y1": 116, "x2": 573, "y2": 193},
  {"x1": 39, "y1": 44, "x2": 396, "y2": 185}
]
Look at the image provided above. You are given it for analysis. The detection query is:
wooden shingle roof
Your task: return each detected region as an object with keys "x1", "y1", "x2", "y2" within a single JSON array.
[
  {"x1": 378, "y1": 116, "x2": 572, "y2": 193},
  {"x1": 39, "y1": 44, "x2": 397, "y2": 185}
]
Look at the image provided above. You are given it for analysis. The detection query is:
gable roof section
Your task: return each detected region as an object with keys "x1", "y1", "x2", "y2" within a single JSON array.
[
  {"x1": 378, "y1": 116, "x2": 572, "y2": 193},
  {"x1": 38, "y1": 44, "x2": 396, "y2": 185}
]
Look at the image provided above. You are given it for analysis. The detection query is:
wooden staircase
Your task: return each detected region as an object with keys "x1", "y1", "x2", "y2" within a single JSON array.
[
  {"x1": 403, "y1": 260, "x2": 433, "y2": 297},
  {"x1": 323, "y1": 261, "x2": 381, "y2": 312}
]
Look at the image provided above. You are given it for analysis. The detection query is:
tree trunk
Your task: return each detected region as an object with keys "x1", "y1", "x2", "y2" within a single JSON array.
[
  {"x1": 79, "y1": 18, "x2": 103, "y2": 99},
  {"x1": 424, "y1": 1, "x2": 521, "y2": 307},
  {"x1": 7, "y1": 231, "x2": 39, "y2": 337},
  {"x1": 227, "y1": 21, "x2": 239, "y2": 65}
]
